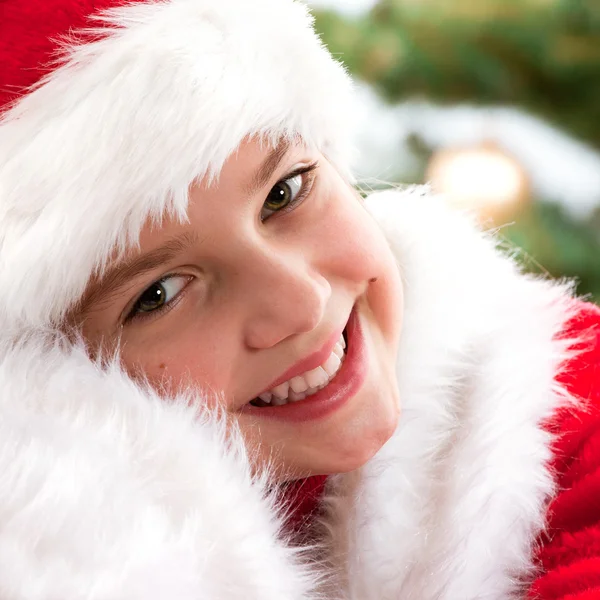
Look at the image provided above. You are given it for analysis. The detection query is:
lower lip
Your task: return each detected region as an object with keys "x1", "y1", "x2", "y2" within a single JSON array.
[{"x1": 240, "y1": 307, "x2": 368, "y2": 423}]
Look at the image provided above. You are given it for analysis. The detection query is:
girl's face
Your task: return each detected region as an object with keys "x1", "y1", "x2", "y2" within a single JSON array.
[{"x1": 78, "y1": 138, "x2": 403, "y2": 480}]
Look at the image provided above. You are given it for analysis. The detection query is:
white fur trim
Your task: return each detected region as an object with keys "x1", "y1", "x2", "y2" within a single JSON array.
[
  {"x1": 321, "y1": 188, "x2": 580, "y2": 600},
  {"x1": 0, "y1": 339, "x2": 317, "y2": 599},
  {"x1": 0, "y1": 0, "x2": 355, "y2": 329}
]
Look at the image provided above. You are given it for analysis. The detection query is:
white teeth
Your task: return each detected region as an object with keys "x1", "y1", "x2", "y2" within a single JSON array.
[
  {"x1": 305, "y1": 366, "x2": 329, "y2": 388},
  {"x1": 289, "y1": 376, "x2": 309, "y2": 393},
  {"x1": 272, "y1": 382, "x2": 289, "y2": 400},
  {"x1": 288, "y1": 389, "x2": 307, "y2": 402},
  {"x1": 322, "y1": 352, "x2": 341, "y2": 377},
  {"x1": 254, "y1": 330, "x2": 348, "y2": 406}
]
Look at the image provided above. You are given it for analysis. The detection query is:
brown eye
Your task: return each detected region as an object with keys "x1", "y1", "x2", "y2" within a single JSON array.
[
  {"x1": 131, "y1": 276, "x2": 190, "y2": 316},
  {"x1": 261, "y1": 174, "x2": 303, "y2": 220},
  {"x1": 136, "y1": 282, "x2": 167, "y2": 313}
]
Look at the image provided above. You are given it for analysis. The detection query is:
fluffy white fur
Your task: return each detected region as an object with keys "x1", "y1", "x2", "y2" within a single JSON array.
[
  {"x1": 0, "y1": 189, "x2": 582, "y2": 599},
  {"x1": 0, "y1": 1, "x2": 585, "y2": 595},
  {"x1": 0, "y1": 337, "x2": 318, "y2": 599},
  {"x1": 0, "y1": 0, "x2": 355, "y2": 329}
]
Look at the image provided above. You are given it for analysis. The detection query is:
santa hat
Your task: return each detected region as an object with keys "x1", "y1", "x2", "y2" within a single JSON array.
[{"x1": 0, "y1": 0, "x2": 356, "y2": 331}]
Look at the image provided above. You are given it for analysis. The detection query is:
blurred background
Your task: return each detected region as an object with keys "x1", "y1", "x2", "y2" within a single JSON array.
[{"x1": 308, "y1": 0, "x2": 600, "y2": 303}]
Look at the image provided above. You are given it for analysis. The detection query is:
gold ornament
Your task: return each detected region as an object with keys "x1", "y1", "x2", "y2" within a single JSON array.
[{"x1": 426, "y1": 142, "x2": 531, "y2": 225}]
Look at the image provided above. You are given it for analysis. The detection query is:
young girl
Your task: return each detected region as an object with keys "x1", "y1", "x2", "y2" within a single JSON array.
[{"x1": 1, "y1": 0, "x2": 599, "y2": 598}]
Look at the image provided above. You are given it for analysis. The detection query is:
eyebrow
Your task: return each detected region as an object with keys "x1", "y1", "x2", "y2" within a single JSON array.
[
  {"x1": 244, "y1": 137, "x2": 292, "y2": 197},
  {"x1": 77, "y1": 231, "x2": 200, "y2": 313}
]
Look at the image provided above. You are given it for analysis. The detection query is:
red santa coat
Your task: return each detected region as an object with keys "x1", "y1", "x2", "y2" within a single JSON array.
[{"x1": 531, "y1": 303, "x2": 600, "y2": 598}]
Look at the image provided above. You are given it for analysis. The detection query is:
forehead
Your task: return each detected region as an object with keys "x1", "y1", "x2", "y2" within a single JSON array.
[
  {"x1": 135, "y1": 136, "x2": 296, "y2": 247},
  {"x1": 202, "y1": 136, "x2": 292, "y2": 192}
]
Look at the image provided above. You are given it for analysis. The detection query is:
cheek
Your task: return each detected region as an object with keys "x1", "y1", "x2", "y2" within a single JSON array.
[
  {"x1": 314, "y1": 188, "x2": 404, "y2": 345},
  {"x1": 366, "y1": 263, "x2": 404, "y2": 351},
  {"x1": 120, "y1": 328, "x2": 234, "y2": 408},
  {"x1": 314, "y1": 187, "x2": 391, "y2": 280}
]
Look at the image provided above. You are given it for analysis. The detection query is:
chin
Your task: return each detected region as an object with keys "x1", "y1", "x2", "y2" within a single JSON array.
[
  {"x1": 335, "y1": 421, "x2": 398, "y2": 473},
  {"x1": 308, "y1": 395, "x2": 400, "y2": 476},
  {"x1": 245, "y1": 371, "x2": 401, "y2": 480}
]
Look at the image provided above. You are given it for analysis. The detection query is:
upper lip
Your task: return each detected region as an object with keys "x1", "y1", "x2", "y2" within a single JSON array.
[{"x1": 255, "y1": 320, "x2": 348, "y2": 398}]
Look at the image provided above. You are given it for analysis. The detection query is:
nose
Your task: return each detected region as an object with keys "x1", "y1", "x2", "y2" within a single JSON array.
[{"x1": 240, "y1": 248, "x2": 331, "y2": 350}]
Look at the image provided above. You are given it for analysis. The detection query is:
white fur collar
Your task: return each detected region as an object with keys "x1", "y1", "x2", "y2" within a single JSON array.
[
  {"x1": 320, "y1": 188, "x2": 578, "y2": 599},
  {"x1": 0, "y1": 188, "x2": 578, "y2": 599},
  {"x1": 0, "y1": 338, "x2": 317, "y2": 599}
]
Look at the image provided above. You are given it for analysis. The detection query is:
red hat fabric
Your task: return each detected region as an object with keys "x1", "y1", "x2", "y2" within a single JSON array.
[{"x1": 0, "y1": 0, "x2": 123, "y2": 111}]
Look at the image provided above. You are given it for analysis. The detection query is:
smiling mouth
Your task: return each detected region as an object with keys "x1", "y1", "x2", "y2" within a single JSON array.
[{"x1": 249, "y1": 328, "x2": 348, "y2": 408}]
